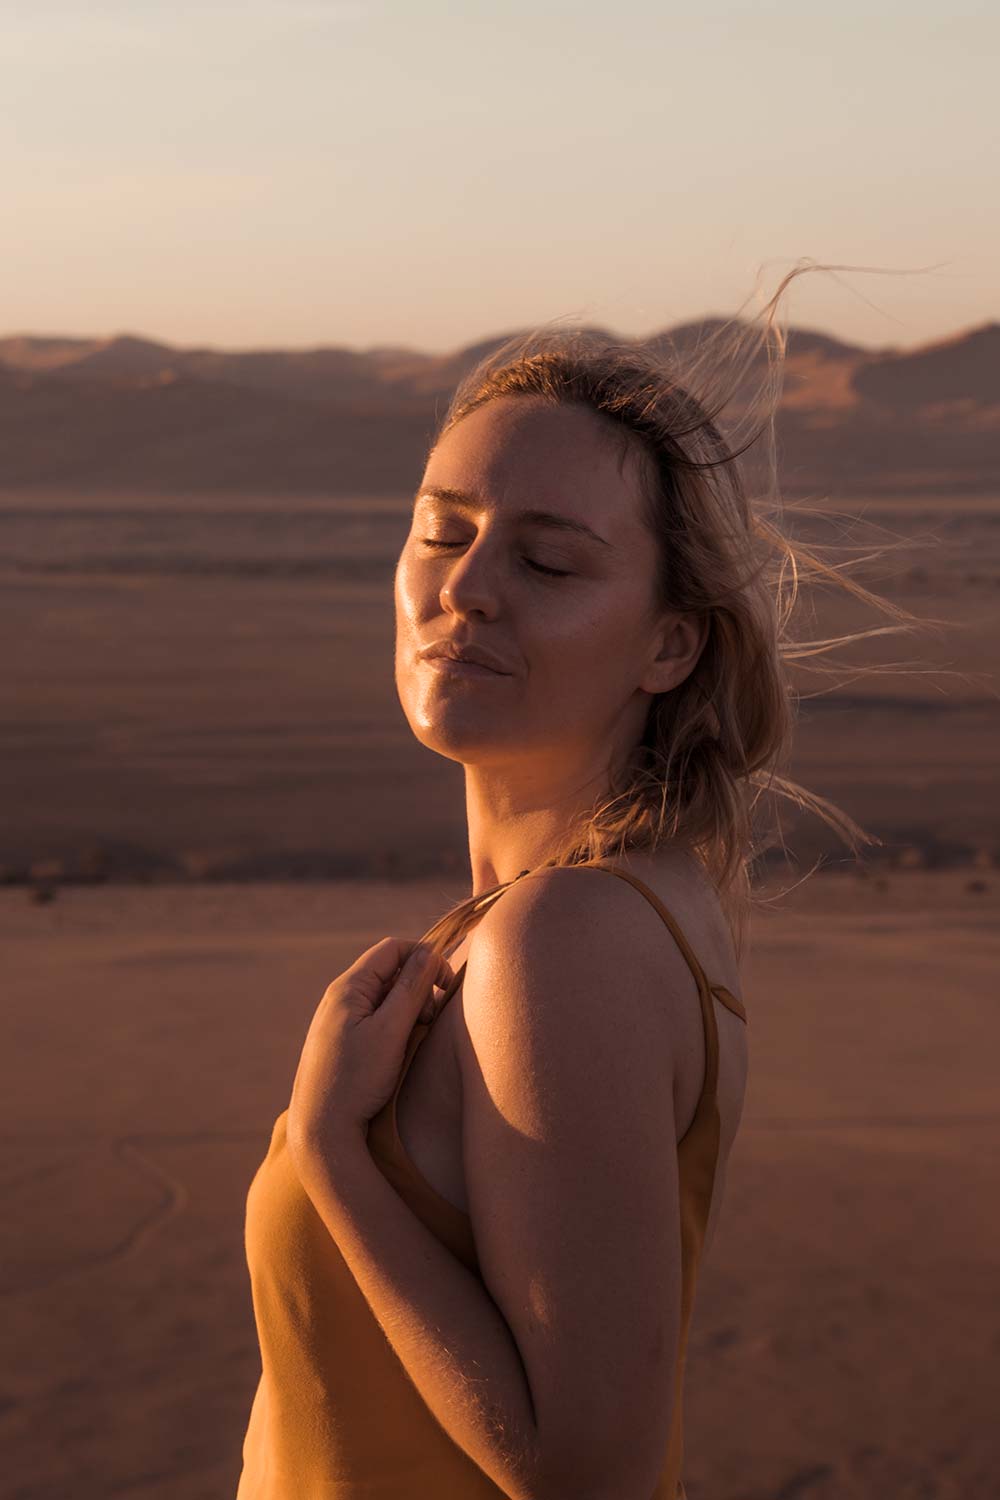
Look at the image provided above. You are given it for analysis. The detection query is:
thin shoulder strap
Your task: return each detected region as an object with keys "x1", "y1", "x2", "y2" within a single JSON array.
[
  {"x1": 581, "y1": 862, "x2": 712, "y2": 990},
  {"x1": 580, "y1": 862, "x2": 747, "y2": 1020},
  {"x1": 430, "y1": 862, "x2": 746, "y2": 1021},
  {"x1": 570, "y1": 862, "x2": 722, "y2": 1099}
]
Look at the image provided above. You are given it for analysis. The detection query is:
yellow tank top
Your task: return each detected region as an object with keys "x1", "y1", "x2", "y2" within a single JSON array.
[{"x1": 236, "y1": 862, "x2": 748, "y2": 1499}]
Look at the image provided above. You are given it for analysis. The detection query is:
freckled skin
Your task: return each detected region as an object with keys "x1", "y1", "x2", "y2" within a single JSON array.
[{"x1": 393, "y1": 396, "x2": 707, "y2": 896}]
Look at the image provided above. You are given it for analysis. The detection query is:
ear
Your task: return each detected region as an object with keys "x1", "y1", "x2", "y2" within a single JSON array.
[{"x1": 639, "y1": 610, "x2": 708, "y2": 696}]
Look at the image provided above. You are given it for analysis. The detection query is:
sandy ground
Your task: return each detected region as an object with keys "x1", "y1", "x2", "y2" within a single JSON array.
[{"x1": 2, "y1": 866, "x2": 997, "y2": 1500}]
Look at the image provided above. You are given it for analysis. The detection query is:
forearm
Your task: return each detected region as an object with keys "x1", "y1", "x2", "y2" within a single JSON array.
[{"x1": 294, "y1": 1134, "x2": 544, "y2": 1500}]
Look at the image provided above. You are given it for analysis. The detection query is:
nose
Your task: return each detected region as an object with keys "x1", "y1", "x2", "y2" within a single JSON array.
[{"x1": 438, "y1": 539, "x2": 501, "y2": 621}]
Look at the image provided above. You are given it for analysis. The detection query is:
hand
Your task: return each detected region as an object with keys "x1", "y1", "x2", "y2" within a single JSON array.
[{"x1": 286, "y1": 937, "x2": 455, "y2": 1170}]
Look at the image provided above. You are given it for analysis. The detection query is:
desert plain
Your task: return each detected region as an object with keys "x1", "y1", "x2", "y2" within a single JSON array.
[{"x1": 2, "y1": 481, "x2": 998, "y2": 1499}]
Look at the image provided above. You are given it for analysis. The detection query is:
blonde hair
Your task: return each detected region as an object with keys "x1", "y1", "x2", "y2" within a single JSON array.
[{"x1": 410, "y1": 262, "x2": 956, "y2": 962}]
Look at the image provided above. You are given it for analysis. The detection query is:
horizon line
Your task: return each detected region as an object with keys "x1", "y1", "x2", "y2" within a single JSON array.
[{"x1": 3, "y1": 313, "x2": 997, "y2": 362}]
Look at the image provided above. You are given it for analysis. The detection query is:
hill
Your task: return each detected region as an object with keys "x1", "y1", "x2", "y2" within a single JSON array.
[{"x1": 1, "y1": 319, "x2": 997, "y2": 495}]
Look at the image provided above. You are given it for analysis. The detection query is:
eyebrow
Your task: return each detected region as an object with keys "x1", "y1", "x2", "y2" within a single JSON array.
[{"x1": 412, "y1": 485, "x2": 613, "y2": 550}]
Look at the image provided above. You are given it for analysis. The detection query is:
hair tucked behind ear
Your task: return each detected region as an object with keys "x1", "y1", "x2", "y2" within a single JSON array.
[{"x1": 412, "y1": 260, "x2": 961, "y2": 961}]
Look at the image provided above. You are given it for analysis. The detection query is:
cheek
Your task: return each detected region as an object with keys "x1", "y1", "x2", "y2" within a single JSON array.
[
  {"x1": 534, "y1": 605, "x2": 638, "y2": 687},
  {"x1": 538, "y1": 601, "x2": 622, "y2": 655},
  {"x1": 394, "y1": 551, "x2": 424, "y2": 622}
]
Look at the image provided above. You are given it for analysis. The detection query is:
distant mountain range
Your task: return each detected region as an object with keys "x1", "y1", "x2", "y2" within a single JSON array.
[{"x1": 1, "y1": 318, "x2": 997, "y2": 495}]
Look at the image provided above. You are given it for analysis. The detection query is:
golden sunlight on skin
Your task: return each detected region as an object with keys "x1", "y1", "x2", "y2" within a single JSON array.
[{"x1": 393, "y1": 396, "x2": 708, "y2": 895}]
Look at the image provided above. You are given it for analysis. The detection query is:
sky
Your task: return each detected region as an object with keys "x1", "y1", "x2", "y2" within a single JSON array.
[{"x1": 4, "y1": 0, "x2": 997, "y2": 355}]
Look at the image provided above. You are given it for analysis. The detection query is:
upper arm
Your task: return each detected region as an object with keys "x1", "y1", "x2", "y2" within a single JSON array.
[{"x1": 454, "y1": 868, "x2": 691, "y2": 1500}]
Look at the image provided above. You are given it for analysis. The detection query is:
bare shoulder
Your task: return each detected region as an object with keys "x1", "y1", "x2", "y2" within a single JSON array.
[
  {"x1": 455, "y1": 859, "x2": 711, "y2": 1079},
  {"x1": 453, "y1": 849, "x2": 750, "y2": 1248},
  {"x1": 448, "y1": 860, "x2": 711, "y2": 1497}
]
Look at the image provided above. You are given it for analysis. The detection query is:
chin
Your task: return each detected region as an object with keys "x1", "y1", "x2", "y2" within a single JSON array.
[
  {"x1": 409, "y1": 718, "x2": 509, "y2": 765},
  {"x1": 399, "y1": 695, "x2": 517, "y2": 764}
]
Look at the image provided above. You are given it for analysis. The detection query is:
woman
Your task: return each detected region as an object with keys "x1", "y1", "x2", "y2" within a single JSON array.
[{"x1": 237, "y1": 273, "x2": 919, "y2": 1499}]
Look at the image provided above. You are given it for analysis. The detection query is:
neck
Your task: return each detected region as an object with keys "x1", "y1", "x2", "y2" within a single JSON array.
[{"x1": 462, "y1": 745, "x2": 626, "y2": 897}]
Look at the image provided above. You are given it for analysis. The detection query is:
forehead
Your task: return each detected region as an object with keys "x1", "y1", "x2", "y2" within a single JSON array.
[{"x1": 423, "y1": 397, "x2": 644, "y2": 521}]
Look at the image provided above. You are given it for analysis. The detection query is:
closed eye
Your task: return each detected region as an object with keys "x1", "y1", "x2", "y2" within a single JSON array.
[{"x1": 418, "y1": 539, "x2": 572, "y2": 578}]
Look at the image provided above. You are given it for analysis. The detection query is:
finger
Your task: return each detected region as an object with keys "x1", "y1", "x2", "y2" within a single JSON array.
[
  {"x1": 418, "y1": 961, "x2": 457, "y2": 1024},
  {"x1": 377, "y1": 943, "x2": 445, "y2": 1032},
  {"x1": 355, "y1": 934, "x2": 450, "y2": 969},
  {"x1": 349, "y1": 937, "x2": 453, "y2": 1017},
  {"x1": 351, "y1": 935, "x2": 425, "y2": 988},
  {"x1": 429, "y1": 951, "x2": 456, "y2": 990},
  {"x1": 350, "y1": 936, "x2": 431, "y2": 996}
]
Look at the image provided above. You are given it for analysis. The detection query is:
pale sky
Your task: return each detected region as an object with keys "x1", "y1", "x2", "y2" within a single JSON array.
[{"x1": 4, "y1": 0, "x2": 997, "y2": 354}]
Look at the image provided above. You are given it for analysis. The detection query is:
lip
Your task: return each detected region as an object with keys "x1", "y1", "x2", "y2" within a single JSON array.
[
  {"x1": 417, "y1": 640, "x2": 513, "y2": 675},
  {"x1": 421, "y1": 656, "x2": 507, "y2": 679}
]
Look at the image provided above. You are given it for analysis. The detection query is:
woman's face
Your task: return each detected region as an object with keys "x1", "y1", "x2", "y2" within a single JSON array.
[{"x1": 394, "y1": 395, "x2": 688, "y2": 774}]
